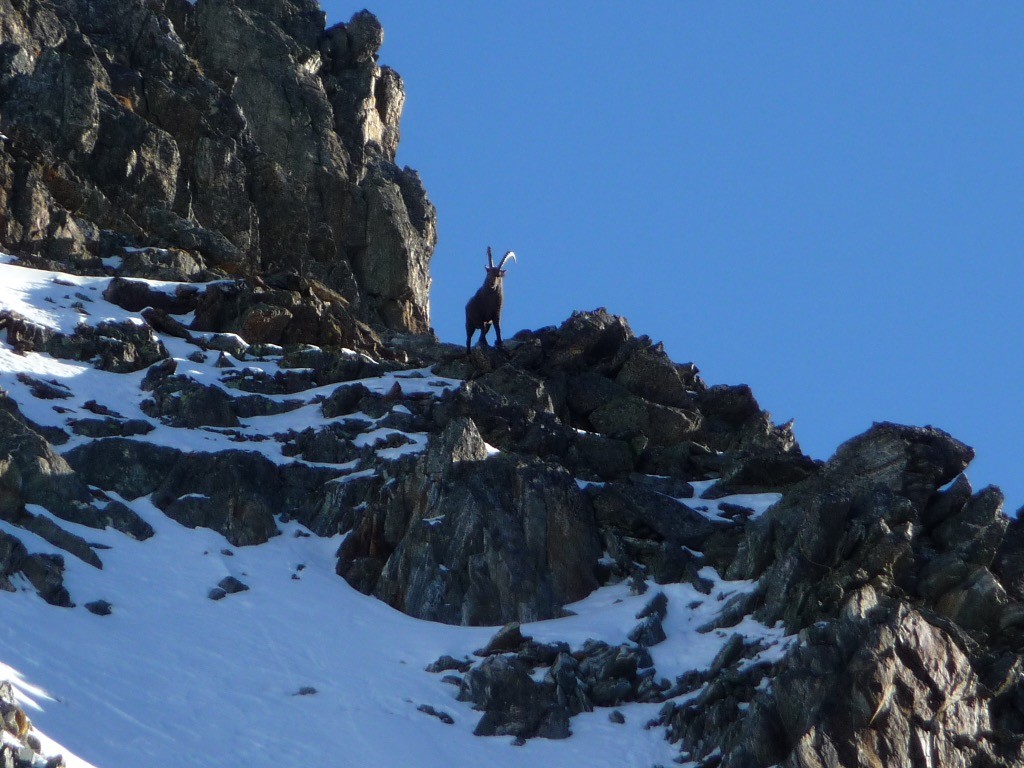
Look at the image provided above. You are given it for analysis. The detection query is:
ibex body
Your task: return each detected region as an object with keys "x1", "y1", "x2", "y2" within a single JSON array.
[{"x1": 465, "y1": 247, "x2": 516, "y2": 354}]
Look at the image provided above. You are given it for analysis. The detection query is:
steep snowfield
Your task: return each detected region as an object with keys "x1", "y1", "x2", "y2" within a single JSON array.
[{"x1": 0, "y1": 259, "x2": 790, "y2": 767}]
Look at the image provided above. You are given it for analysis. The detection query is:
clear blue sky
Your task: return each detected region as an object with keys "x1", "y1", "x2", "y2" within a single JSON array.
[{"x1": 323, "y1": 2, "x2": 1024, "y2": 513}]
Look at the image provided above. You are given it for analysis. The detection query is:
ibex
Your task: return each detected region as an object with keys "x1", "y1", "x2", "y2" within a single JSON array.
[{"x1": 465, "y1": 246, "x2": 516, "y2": 354}]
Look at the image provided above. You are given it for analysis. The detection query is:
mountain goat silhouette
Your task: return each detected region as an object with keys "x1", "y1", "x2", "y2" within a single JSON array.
[{"x1": 464, "y1": 246, "x2": 516, "y2": 354}]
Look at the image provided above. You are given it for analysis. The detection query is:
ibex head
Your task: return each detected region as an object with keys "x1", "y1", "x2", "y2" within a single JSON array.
[{"x1": 483, "y1": 246, "x2": 516, "y2": 288}]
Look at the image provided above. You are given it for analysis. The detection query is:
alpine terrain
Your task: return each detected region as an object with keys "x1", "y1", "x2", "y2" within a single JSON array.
[{"x1": 1, "y1": 2, "x2": 1023, "y2": 767}]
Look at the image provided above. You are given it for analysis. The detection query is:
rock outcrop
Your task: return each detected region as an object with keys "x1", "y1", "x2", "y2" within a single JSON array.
[
  {"x1": 656, "y1": 421, "x2": 1024, "y2": 767},
  {"x1": 0, "y1": 0, "x2": 435, "y2": 333}
]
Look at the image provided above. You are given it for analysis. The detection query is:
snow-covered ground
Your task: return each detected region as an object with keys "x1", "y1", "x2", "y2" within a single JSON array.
[{"x1": 0, "y1": 259, "x2": 792, "y2": 767}]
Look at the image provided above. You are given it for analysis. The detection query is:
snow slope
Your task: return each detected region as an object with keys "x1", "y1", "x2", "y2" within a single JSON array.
[{"x1": 0, "y1": 259, "x2": 790, "y2": 767}]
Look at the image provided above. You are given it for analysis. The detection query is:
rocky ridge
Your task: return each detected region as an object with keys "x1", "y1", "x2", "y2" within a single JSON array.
[{"x1": 2, "y1": 256, "x2": 1023, "y2": 766}]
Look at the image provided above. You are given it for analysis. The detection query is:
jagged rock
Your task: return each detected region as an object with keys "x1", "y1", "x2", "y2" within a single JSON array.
[
  {"x1": 231, "y1": 394, "x2": 304, "y2": 419},
  {"x1": 566, "y1": 371, "x2": 629, "y2": 417},
  {"x1": 0, "y1": 508, "x2": 101, "y2": 568},
  {"x1": 0, "y1": 400, "x2": 151, "y2": 538},
  {"x1": 117, "y1": 247, "x2": 206, "y2": 282},
  {"x1": 82, "y1": 401, "x2": 118, "y2": 417},
  {"x1": 140, "y1": 308, "x2": 194, "y2": 340},
  {"x1": 588, "y1": 484, "x2": 725, "y2": 550},
  {"x1": 933, "y1": 566, "x2": 1009, "y2": 636},
  {"x1": 280, "y1": 424, "x2": 367, "y2": 464},
  {"x1": 438, "y1": 379, "x2": 573, "y2": 461},
  {"x1": 994, "y1": 515, "x2": 1024, "y2": 602},
  {"x1": 12, "y1": 374, "x2": 70, "y2": 401},
  {"x1": 64, "y1": 439, "x2": 182, "y2": 500},
  {"x1": 336, "y1": 417, "x2": 602, "y2": 625},
  {"x1": 719, "y1": 601, "x2": 999, "y2": 768},
  {"x1": 19, "y1": 549, "x2": 72, "y2": 607},
  {"x1": 0, "y1": 0, "x2": 434, "y2": 333},
  {"x1": 931, "y1": 485, "x2": 1007, "y2": 567},
  {"x1": 701, "y1": 448, "x2": 819, "y2": 497},
  {"x1": 3, "y1": 313, "x2": 168, "y2": 373},
  {"x1": 516, "y1": 640, "x2": 572, "y2": 668},
  {"x1": 152, "y1": 452, "x2": 288, "y2": 546},
  {"x1": 66, "y1": 439, "x2": 338, "y2": 546},
  {"x1": 1, "y1": 529, "x2": 89, "y2": 607},
  {"x1": 570, "y1": 432, "x2": 635, "y2": 480},
  {"x1": 627, "y1": 614, "x2": 667, "y2": 647},
  {"x1": 458, "y1": 655, "x2": 570, "y2": 739},
  {"x1": 295, "y1": 351, "x2": 379, "y2": 386},
  {"x1": 200, "y1": 332, "x2": 249, "y2": 358},
  {"x1": 729, "y1": 422, "x2": 975, "y2": 629},
  {"x1": 212, "y1": 352, "x2": 234, "y2": 368},
  {"x1": 539, "y1": 309, "x2": 634, "y2": 373},
  {"x1": 320, "y1": 383, "x2": 373, "y2": 418},
  {"x1": 546, "y1": 653, "x2": 591, "y2": 716},
  {"x1": 636, "y1": 591, "x2": 669, "y2": 621},
  {"x1": 614, "y1": 343, "x2": 698, "y2": 409},
  {"x1": 140, "y1": 358, "x2": 178, "y2": 391},
  {"x1": 56, "y1": 320, "x2": 168, "y2": 373},
  {"x1": 696, "y1": 384, "x2": 761, "y2": 441},
  {"x1": 220, "y1": 366, "x2": 315, "y2": 395},
  {"x1": 476, "y1": 365, "x2": 563, "y2": 417}
]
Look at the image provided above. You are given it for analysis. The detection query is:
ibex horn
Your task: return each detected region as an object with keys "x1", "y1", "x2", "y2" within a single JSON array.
[
  {"x1": 498, "y1": 251, "x2": 517, "y2": 269},
  {"x1": 487, "y1": 246, "x2": 494, "y2": 268}
]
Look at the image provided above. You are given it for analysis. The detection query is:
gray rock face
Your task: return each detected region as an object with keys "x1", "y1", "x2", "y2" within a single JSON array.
[
  {"x1": 0, "y1": 0, "x2": 435, "y2": 334},
  {"x1": 730, "y1": 422, "x2": 977, "y2": 630},
  {"x1": 337, "y1": 417, "x2": 603, "y2": 625},
  {"x1": 656, "y1": 418, "x2": 1024, "y2": 767},
  {"x1": 667, "y1": 592, "x2": 1005, "y2": 768},
  {"x1": 458, "y1": 655, "x2": 571, "y2": 739}
]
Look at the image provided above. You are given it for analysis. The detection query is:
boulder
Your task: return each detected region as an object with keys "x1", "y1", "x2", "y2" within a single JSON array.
[{"x1": 457, "y1": 656, "x2": 570, "y2": 739}]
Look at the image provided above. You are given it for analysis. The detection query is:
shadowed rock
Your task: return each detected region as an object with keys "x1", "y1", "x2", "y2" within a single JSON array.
[{"x1": 336, "y1": 417, "x2": 602, "y2": 625}]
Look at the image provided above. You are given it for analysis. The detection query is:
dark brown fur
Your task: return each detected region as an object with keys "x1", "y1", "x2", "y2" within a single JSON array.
[{"x1": 465, "y1": 247, "x2": 515, "y2": 354}]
